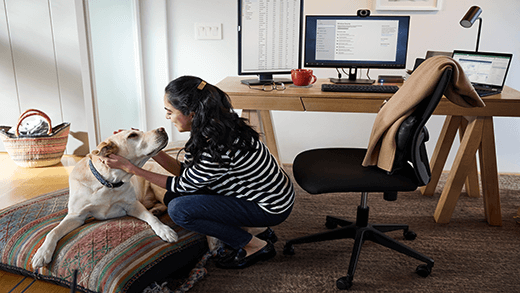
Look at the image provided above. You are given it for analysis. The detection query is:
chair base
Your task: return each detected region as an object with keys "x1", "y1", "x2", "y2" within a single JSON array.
[{"x1": 283, "y1": 206, "x2": 434, "y2": 290}]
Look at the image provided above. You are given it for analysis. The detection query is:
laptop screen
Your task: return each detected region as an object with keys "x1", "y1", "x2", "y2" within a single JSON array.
[{"x1": 452, "y1": 50, "x2": 513, "y2": 89}]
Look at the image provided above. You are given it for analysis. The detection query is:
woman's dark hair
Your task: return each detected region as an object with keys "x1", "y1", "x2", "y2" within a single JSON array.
[{"x1": 165, "y1": 75, "x2": 259, "y2": 167}]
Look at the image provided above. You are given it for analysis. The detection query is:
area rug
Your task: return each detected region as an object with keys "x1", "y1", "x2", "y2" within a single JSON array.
[{"x1": 187, "y1": 167, "x2": 520, "y2": 292}]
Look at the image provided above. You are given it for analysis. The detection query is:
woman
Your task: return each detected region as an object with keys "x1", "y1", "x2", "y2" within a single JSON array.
[{"x1": 104, "y1": 75, "x2": 295, "y2": 269}]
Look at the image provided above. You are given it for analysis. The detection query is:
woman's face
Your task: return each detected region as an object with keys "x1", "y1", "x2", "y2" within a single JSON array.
[{"x1": 164, "y1": 94, "x2": 193, "y2": 132}]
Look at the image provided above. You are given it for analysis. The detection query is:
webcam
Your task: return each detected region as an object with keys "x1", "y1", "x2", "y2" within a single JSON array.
[{"x1": 357, "y1": 9, "x2": 371, "y2": 17}]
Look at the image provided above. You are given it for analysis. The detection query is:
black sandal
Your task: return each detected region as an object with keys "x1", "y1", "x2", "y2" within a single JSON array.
[
  {"x1": 256, "y1": 227, "x2": 278, "y2": 244},
  {"x1": 216, "y1": 240, "x2": 276, "y2": 269}
]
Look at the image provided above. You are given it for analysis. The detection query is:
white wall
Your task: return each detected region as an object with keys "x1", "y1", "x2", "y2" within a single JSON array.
[
  {"x1": 1, "y1": 0, "x2": 519, "y2": 173},
  {"x1": 0, "y1": 0, "x2": 88, "y2": 155},
  {"x1": 168, "y1": 0, "x2": 520, "y2": 173},
  {"x1": 0, "y1": 0, "x2": 172, "y2": 156}
]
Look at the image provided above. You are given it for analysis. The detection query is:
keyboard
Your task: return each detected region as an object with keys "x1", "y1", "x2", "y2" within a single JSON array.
[
  {"x1": 475, "y1": 88, "x2": 500, "y2": 97},
  {"x1": 321, "y1": 84, "x2": 399, "y2": 93}
]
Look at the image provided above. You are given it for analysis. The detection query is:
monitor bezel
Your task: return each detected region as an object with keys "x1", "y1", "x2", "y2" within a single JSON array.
[
  {"x1": 237, "y1": 0, "x2": 304, "y2": 79},
  {"x1": 303, "y1": 15, "x2": 411, "y2": 69}
]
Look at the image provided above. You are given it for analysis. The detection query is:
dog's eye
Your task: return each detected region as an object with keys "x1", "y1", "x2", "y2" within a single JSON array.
[{"x1": 127, "y1": 133, "x2": 139, "y2": 139}]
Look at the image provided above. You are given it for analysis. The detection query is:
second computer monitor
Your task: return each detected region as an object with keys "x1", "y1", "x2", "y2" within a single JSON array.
[{"x1": 304, "y1": 15, "x2": 410, "y2": 84}]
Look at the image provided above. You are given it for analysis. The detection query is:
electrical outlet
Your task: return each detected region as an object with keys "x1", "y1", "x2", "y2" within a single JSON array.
[{"x1": 195, "y1": 23, "x2": 222, "y2": 40}]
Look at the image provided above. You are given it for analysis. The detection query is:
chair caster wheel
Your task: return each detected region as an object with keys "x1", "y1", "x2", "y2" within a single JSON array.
[
  {"x1": 404, "y1": 230, "x2": 417, "y2": 240},
  {"x1": 336, "y1": 275, "x2": 353, "y2": 290},
  {"x1": 416, "y1": 264, "x2": 432, "y2": 277},
  {"x1": 325, "y1": 219, "x2": 338, "y2": 229},
  {"x1": 283, "y1": 243, "x2": 295, "y2": 255}
]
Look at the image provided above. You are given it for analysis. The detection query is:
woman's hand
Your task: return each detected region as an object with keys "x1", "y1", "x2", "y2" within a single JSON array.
[
  {"x1": 103, "y1": 153, "x2": 170, "y2": 190},
  {"x1": 103, "y1": 154, "x2": 136, "y2": 174},
  {"x1": 113, "y1": 128, "x2": 139, "y2": 134}
]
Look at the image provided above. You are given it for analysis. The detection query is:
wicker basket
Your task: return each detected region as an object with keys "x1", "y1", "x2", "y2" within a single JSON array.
[{"x1": 0, "y1": 109, "x2": 70, "y2": 168}]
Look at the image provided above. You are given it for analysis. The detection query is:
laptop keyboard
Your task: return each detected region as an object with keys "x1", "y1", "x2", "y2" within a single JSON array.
[{"x1": 475, "y1": 88, "x2": 500, "y2": 97}]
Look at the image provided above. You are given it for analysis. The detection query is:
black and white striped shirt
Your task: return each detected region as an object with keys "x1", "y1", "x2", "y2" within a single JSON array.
[{"x1": 166, "y1": 140, "x2": 295, "y2": 214}]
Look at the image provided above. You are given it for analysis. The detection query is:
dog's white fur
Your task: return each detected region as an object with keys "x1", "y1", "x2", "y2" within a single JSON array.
[{"x1": 31, "y1": 128, "x2": 178, "y2": 269}]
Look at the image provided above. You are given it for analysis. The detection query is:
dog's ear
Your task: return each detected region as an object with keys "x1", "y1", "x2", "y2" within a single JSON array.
[{"x1": 91, "y1": 140, "x2": 119, "y2": 157}]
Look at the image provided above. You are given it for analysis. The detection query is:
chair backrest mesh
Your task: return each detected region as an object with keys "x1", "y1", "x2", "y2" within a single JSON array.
[{"x1": 392, "y1": 68, "x2": 453, "y2": 185}]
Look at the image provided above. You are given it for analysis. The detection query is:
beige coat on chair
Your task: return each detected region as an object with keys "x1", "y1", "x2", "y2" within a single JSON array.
[{"x1": 362, "y1": 56, "x2": 486, "y2": 172}]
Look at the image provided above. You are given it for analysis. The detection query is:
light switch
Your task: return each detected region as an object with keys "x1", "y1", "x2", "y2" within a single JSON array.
[{"x1": 195, "y1": 23, "x2": 222, "y2": 40}]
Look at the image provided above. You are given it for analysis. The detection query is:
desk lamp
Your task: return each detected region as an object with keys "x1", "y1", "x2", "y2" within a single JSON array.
[{"x1": 460, "y1": 6, "x2": 483, "y2": 52}]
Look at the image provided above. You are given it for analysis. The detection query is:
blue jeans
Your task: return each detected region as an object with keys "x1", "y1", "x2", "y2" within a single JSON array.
[{"x1": 167, "y1": 194, "x2": 292, "y2": 249}]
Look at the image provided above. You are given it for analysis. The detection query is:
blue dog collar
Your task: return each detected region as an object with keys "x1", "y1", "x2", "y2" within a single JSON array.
[{"x1": 88, "y1": 159, "x2": 124, "y2": 188}]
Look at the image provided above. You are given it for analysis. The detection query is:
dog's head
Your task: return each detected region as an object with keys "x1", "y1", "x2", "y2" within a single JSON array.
[{"x1": 90, "y1": 128, "x2": 169, "y2": 171}]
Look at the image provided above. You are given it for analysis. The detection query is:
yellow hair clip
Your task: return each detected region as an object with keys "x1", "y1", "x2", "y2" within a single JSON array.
[{"x1": 197, "y1": 80, "x2": 207, "y2": 90}]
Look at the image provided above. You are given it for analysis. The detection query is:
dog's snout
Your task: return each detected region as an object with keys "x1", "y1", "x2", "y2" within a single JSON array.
[{"x1": 155, "y1": 127, "x2": 168, "y2": 143}]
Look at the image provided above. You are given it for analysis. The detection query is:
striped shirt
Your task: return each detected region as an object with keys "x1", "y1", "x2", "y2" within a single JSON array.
[{"x1": 166, "y1": 139, "x2": 295, "y2": 214}]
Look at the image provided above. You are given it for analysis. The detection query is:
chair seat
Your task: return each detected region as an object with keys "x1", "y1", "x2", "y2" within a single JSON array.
[{"x1": 293, "y1": 148, "x2": 419, "y2": 194}]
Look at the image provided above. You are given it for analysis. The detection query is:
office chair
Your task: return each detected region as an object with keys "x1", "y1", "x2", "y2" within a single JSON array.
[{"x1": 283, "y1": 68, "x2": 453, "y2": 290}]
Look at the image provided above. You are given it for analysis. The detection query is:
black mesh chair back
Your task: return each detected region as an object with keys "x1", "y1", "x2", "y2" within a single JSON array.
[{"x1": 393, "y1": 67, "x2": 453, "y2": 186}]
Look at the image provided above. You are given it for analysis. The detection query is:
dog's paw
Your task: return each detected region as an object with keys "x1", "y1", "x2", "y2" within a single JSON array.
[
  {"x1": 32, "y1": 245, "x2": 54, "y2": 269},
  {"x1": 153, "y1": 224, "x2": 178, "y2": 243}
]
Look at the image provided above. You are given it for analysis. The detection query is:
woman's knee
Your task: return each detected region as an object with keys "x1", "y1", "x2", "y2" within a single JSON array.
[{"x1": 167, "y1": 197, "x2": 191, "y2": 226}]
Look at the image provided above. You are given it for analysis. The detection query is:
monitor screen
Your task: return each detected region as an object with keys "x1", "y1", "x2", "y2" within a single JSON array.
[
  {"x1": 238, "y1": 0, "x2": 303, "y2": 85},
  {"x1": 304, "y1": 15, "x2": 410, "y2": 83},
  {"x1": 452, "y1": 50, "x2": 512, "y2": 88}
]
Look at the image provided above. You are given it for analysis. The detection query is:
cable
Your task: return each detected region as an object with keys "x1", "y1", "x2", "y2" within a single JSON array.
[{"x1": 8, "y1": 277, "x2": 27, "y2": 293}]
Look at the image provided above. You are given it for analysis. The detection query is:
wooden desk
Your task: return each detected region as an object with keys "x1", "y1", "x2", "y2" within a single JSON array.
[{"x1": 216, "y1": 77, "x2": 520, "y2": 226}]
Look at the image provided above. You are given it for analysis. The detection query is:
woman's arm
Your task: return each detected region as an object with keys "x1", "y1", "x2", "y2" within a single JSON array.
[
  {"x1": 152, "y1": 151, "x2": 183, "y2": 176},
  {"x1": 104, "y1": 154, "x2": 171, "y2": 190}
]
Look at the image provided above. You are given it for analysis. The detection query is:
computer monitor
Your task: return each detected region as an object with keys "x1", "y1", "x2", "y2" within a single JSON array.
[
  {"x1": 237, "y1": 0, "x2": 303, "y2": 85},
  {"x1": 304, "y1": 15, "x2": 410, "y2": 84}
]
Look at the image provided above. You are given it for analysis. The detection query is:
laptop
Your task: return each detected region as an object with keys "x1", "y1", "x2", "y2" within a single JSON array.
[{"x1": 452, "y1": 50, "x2": 513, "y2": 97}]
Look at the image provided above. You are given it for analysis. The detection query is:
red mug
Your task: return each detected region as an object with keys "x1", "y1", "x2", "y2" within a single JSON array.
[{"x1": 291, "y1": 69, "x2": 317, "y2": 86}]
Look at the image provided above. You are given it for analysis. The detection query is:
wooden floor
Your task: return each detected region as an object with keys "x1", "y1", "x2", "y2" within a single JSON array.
[{"x1": 0, "y1": 152, "x2": 83, "y2": 292}]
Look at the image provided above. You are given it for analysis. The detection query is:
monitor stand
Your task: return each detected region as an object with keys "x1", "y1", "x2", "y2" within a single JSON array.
[
  {"x1": 240, "y1": 74, "x2": 292, "y2": 86},
  {"x1": 330, "y1": 67, "x2": 374, "y2": 84}
]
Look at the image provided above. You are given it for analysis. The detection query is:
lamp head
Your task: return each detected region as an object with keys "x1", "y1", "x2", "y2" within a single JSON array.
[{"x1": 460, "y1": 6, "x2": 482, "y2": 28}]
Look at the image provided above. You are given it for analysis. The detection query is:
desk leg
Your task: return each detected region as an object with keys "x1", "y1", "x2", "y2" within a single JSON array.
[
  {"x1": 459, "y1": 118, "x2": 481, "y2": 198},
  {"x1": 241, "y1": 109, "x2": 281, "y2": 164},
  {"x1": 478, "y1": 117, "x2": 502, "y2": 226},
  {"x1": 420, "y1": 115, "x2": 461, "y2": 196},
  {"x1": 434, "y1": 117, "x2": 483, "y2": 224},
  {"x1": 259, "y1": 110, "x2": 281, "y2": 163}
]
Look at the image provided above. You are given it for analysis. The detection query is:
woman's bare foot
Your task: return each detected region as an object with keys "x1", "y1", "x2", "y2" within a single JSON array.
[{"x1": 243, "y1": 236, "x2": 267, "y2": 257}]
